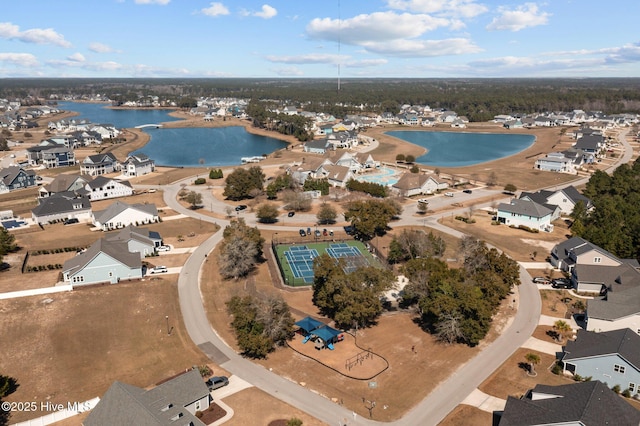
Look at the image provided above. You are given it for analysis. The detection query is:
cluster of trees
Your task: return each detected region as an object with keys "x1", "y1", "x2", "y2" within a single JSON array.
[
  {"x1": 312, "y1": 254, "x2": 395, "y2": 328},
  {"x1": 218, "y1": 219, "x2": 264, "y2": 279},
  {"x1": 396, "y1": 154, "x2": 416, "y2": 163},
  {"x1": 345, "y1": 179, "x2": 387, "y2": 198},
  {"x1": 302, "y1": 178, "x2": 330, "y2": 196},
  {"x1": 0, "y1": 228, "x2": 18, "y2": 264},
  {"x1": 401, "y1": 236, "x2": 520, "y2": 346},
  {"x1": 0, "y1": 373, "x2": 18, "y2": 425},
  {"x1": 256, "y1": 203, "x2": 279, "y2": 223},
  {"x1": 387, "y1": 229, "x2": 446, "y2": 264},
  {"x1": 209, "y1": 169, "x2": 224, "y2": 179},
  {"x1": 316, "y1": 202, "x2": 338, "y2": 225},
  {"x1": 343, "y1": 199, "x2": 402, "y2": 241},
  {"x1": 223, "y1": 166, "x2": 265, "y2": 200},
  {"x1": 15, "y1": 78, "x2": 640, "y2": 122},
  {"x1": 266, "y1": 174, "x2": 295, "y2": 199},
  {"x1": 571, "y1": 158, "x2": 640, "y2": 260},
  {"x1": 245, "y1": 100, "x2": 313, "y2": 141},
  {"x1": 226, "y1": 294, "x2": 294, "y2": 358}
]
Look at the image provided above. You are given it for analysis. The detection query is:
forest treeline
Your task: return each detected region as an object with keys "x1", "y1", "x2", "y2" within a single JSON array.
[{"x1": 3, "y1": 78, "x2": 640, "y2": 122}]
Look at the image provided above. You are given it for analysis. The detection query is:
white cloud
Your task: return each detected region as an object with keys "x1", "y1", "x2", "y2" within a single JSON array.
[
  {"x1": 201, "y1": 2, "x2": 230, "y2": 17},
  {"x1": 0, "y1": 53, "x2": 38, "y2": 67},
  {"x1": 134, "y1": 0, "x2": 170, "y2": 4},
  {"x1": 362, "y1": 38, "x2": 482, "y2": 57},
  {"x1": 486, "y1": 3, "x2": 550, "y2": 32},
  {"x1": 89, "y1": 42, "x2": 118, "y2": 53},
  {"x1": 272, "y1": 67, "x2": 304, "y2": 77},
  {"x1": 307, "y1": 12, "x2": 451, "y2": 45},
  {"x1": 345, "y1": 58, "x2": 388, "y2": 68},
  {"x1": 47, "y1": 59, "x2": 123, "y2": 72},
  {"x1": 254, "y1": 5, "x2": 277, "y2": 19},
  {"x1": 67, "y1": 53, "x2": 85, "y2": 62},
  {"x1": 0, "y1": 22, "x2": 71, "y2": 47},
  {"x1": 386, "y1": 0, "x2": 488, "y2": 19},
  {"x1": 265, "y1": 53, "x2": 345, "y2": 65}
]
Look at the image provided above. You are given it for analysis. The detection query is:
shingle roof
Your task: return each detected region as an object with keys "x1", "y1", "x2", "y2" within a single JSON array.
[
  {"x1": 498, "y1": 198, "x2": 552, "y2": 218},
  {"x1": 93, "y1": 201, "x2": 158, "y2": 224},
  {"x1": 499, "y1": 380, "x2": 640, "y2": 426},
  {"x1": 63, "y1": 238, "x2": 141, "y2": 276},
  {"x1": 86, "y1": 176, "x2": 131, "y2": 190},
  {"x1": 563, "y1": 328, "x2": 640, "y2": 369},
  {"x1": 32, "y1": 192, "x2": 91, "y2": 217},
  {"x1": 84, "y1": 370, "x2": 207, "y2": 426},
  {"x1": 106, "y1": 224, "x2": 159, "y2": 247},
  {"x1": 44, "y1": 174, "x2": 91, "y2": 193},
  {"x1": 0, "y1": 166, "x2": 34, "y2": 186},
  {"x1": 587, "y1": 281, "x2": 640, "y2": 321}
]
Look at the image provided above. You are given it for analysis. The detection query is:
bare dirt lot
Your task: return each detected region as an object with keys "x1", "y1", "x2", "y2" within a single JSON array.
[{"x1": 0, "y1": 278, "x2": 209, "y2": 424}]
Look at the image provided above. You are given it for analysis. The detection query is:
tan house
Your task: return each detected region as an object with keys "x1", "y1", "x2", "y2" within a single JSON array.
[{"x1": 392, "y1": 173, "x2": 448, "y2": 197}]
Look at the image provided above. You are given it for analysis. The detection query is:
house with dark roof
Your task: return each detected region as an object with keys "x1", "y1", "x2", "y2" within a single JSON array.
[
  {"x1": 520, "y1": 186, "x2": 592, "y2": 216},
  {"x1": 39, "y1": 174, "x2": 91, "y2": 198},
  {"x1": 121, "y1": 154, "x2": 155, "y2": 177},
  {"x1": 587, "y1": 281, "x2": 640, "y2": 334},
  {"x1": 106, "y1": 225, "x2": 163, "y2": 259},
  {"x1": 0, "y1": 166, "x2": 36, "y2": 193},
  {"x1": 496, "y1": 198, "x2": 558, "y2": 232},
  {"x1": 498, "y1": 380, "x2": 640, "y2": 426},
  {"x1": 303, "y1": 139, "x2": 331, "y2": 154},
  {"x1": 92, "y1": 201, "x2": 159, "y2": 231},
  {"x1": 85, "y1": 176, "x2": 133, "y2": 201},
  {"x1": 572, "y1": 262, "x2": 640, "y2": 294},
  {"x1": 62, "y1": 238, "x2": 142, "y2": 286},
  {"x1": 41, "y1": 146, "x2": 76, "y2": 168},
  {"x1": 80, "y1": 152, "x2": 120, "y2": 176},
  {"x1": 561, "y1": 328, "x2": 640, "y2": 396},
  {"x1": 392, "y1": 173, "x2": 448, "y2": 197},
  {"x1": 574, "y1": 134, "x2": 606, "y2": 154},
  {"x1": 550, "y1": 237, "x2": 623, "y2": 273},
  {"x1": 31, "y1": 192, "x2": 92, "y2": 225},
  {"x1": 84, "y1": 369, "x2": 210, "y2": 426}
]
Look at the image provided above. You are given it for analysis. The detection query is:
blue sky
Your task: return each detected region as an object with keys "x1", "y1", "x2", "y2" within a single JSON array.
[{"x1": 1, "y1": 0, "x2": 639, "y2": 78}]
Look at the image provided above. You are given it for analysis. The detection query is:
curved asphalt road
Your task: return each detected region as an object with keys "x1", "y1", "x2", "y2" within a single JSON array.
[{"x1": 153, "y1": 128, "x2": 631, "y2": 425}]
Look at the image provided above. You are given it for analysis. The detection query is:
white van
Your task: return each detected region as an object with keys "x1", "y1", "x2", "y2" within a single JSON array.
[
  {"x1": 444, "y1": 192, "x2": 454, "y2": 197},
  {"x1": 150, "y1": 266, "x2": 168, "y2": 274}
]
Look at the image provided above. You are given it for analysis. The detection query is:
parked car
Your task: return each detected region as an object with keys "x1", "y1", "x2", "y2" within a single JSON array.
[
  {"x1": 315, "y1": 230, "x2": 321, "y2": 238},
  {"x1": 235, "y1": 205, "x2": 248, "y2": 211},
  {"x1": 551, "y1": 278, "x2": 572, "y2": 289},
  {"x1": 287, "y1": 211, "x2": 295, "y2": 217},
  {"x1": 444, "y1": 192, "x2": 454, "y2": 197},
  {"x1": 150, "y1": 266, "x2": 168, "y2": 274},
  {"x1": 299, "y1": 229, "x2": 306, "y2": 237},
  {"x1": 462, "y1": 189, "x2": 473, "y2": 194},
  {"x1": 206, "y1": 376, "x2": 229, "y2": 391},
  {"x1": 64, "y1": 218, "x2": 79, "y2": 225},
  {"x1": 532, "y1": 277, "x2": 550, "y2": 284},
  {"x1": 157, "y1": 245, "x2": 171, "y2": 252},
  {"x1": 418, "y1": 198, "x2": 429, "y2": 204}
]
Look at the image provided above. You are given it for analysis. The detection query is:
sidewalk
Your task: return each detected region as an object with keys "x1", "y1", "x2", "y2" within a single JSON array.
[{"x1": 461, "y1": 389, "x2": 506, "y2": 413}]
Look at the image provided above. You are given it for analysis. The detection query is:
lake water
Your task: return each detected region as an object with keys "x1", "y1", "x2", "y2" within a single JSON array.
[
  {"x1": 57, "y1": 102, "x2": 287, "y2": 166},
  {"x1": 386, "y1": 130, "x2": 535, "y2": 167}
]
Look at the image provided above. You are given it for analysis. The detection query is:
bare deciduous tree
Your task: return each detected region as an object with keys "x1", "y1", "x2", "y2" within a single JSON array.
[
  {"x1": 219, "y1": 235, "x2": 258, "y2": 279},
  {"x1": 435, "y1": 312, "x2": 464, "y2": 344}
]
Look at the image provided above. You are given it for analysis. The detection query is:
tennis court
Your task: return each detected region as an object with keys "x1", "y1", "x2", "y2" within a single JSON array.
[
  {"x1": 275, "y1": 241, "x2": 380, "y2": 285},
  {"x1": 284, "y1": 246, "x2": 319, "y2": 283}
]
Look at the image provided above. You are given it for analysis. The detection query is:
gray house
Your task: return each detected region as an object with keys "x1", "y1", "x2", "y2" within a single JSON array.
[
  {"x1": 62, "y1": 238, "x2": 142, "y2": 286},
  {"x1": 84, "y1": 369, "x2": 210, "y2": 426},
  {"x1": 550, "y1": 237, "x2": 623, "y2": 273},
  {"x1": 39, "y1": 174, "x2": 92, "y2": 198},
  {"x1": 561, "y1": 328, "x2": 640, "y2": 396},
  {"x1": 92, "y1": 201, "x2": 159, "y2": 231},
  {"x1": 303, "y1": 139, "x2": 330, "y2": 154},
  {"x1": 31, "y1": 192, "x2": 92, "y2": 225},
  {"x1": 498, "y1": 380, "x2": 640, "y2": 425},
  {"x1": 0, "y1": 166, "x2": 37, "y2": 193},
  {"x1": 496, "y1": 198, "x2": 558, "y2": 232},
  {"x1": 106, "y1": 225, "x2": 163, "y2": 259}
]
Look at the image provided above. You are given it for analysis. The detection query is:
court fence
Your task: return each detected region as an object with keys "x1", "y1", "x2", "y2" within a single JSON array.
[{"x1": 271, "y1": 237, "x2": 389, "y2": 288}]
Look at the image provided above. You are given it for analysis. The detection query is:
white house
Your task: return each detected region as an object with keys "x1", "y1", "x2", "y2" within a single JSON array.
[
  {"x1": 534, "y1": 152, "x2": 576, "y2": 174},
  {"x1": 318, "y1": 164, "x2": 353, "y2": 188},
  {"x1": 84, "y1": 176, "x2": 133, "y2": 201},
  {"x1": 121, "y1": 154, "x2": 155, "y2": 177},
  {"x1": 31, "y1": 192, "x2": 93, "y2": 225},
  {"x1": 106, "y1": 225, "x2": 163, "y2": 259},
  {"x1": 392, "y1": 173, "x2": 448, "y2": 197},
  {"x1": 80, "y1": 153, "x2": 120, "y2": 176},
  {"x1": 92, "y1": 201, "x2": 159, "y2": 231},
  {"x1": 520, "y1": 186, "x2": 592, "y2": 216},
  {"x1": 587, "y1": 284, "x2": 640, "y2": 334},
  {"x1": 496, "y1": 198, "x2": 557, "y2": 232}
]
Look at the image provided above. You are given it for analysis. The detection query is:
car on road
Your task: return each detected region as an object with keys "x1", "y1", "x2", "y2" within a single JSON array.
[
  {"x1": 206, "y1": 376, "x2": 229, "y2": 391},
  {"x1": 551, "y1": 278, "x2": 572, "y2": 289},
  {"x1": 462, "y1": 189, "x2": 473, "y2": 194},
  {"x1": 157, "y1": 245, "x2": 171, "y2": 252},
  {"x1": 287, "y1": 211, "x2": 295, "y2": 217},
  {"x1": 444, "y1": 192, "x2": 454, "y2": 197},
  {"x1": 150, "y1": 266, "x2": 168, "y2": 274},
  {"x1": 235, "y1": 205, "x2": 248, "y2": 211},
  {"x1": 532, "y1": 277, "x2": 550, "y2": 284},
  {"x1": 299, "y1": 229, "x2": 306, "y2": 237},
  {"x1": 418, "y1": 198, "x2": 429, "y2": 204}
]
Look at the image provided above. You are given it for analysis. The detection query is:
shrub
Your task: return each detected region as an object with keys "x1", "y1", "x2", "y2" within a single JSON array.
[
  {"x1": 517, "y1": 225, "x2": 540, "y2": 233},
  {"x1": 194, "y1": 177, "x2": 206, "y2": 185},
  {"x1": 551, "y1": 362, "x2": 563, "y2": 375},
  {"x1": 622, "y1": 389, "x2": 632, "y2": 398},
  {"x1": 612, "y1": 384, "x2": 621, "y2": 394}
]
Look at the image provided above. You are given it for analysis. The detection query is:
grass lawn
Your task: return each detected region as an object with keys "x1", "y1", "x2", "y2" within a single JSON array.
[{"x1": 0, "y1": 278, "x2": 209, "y2": 424}]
